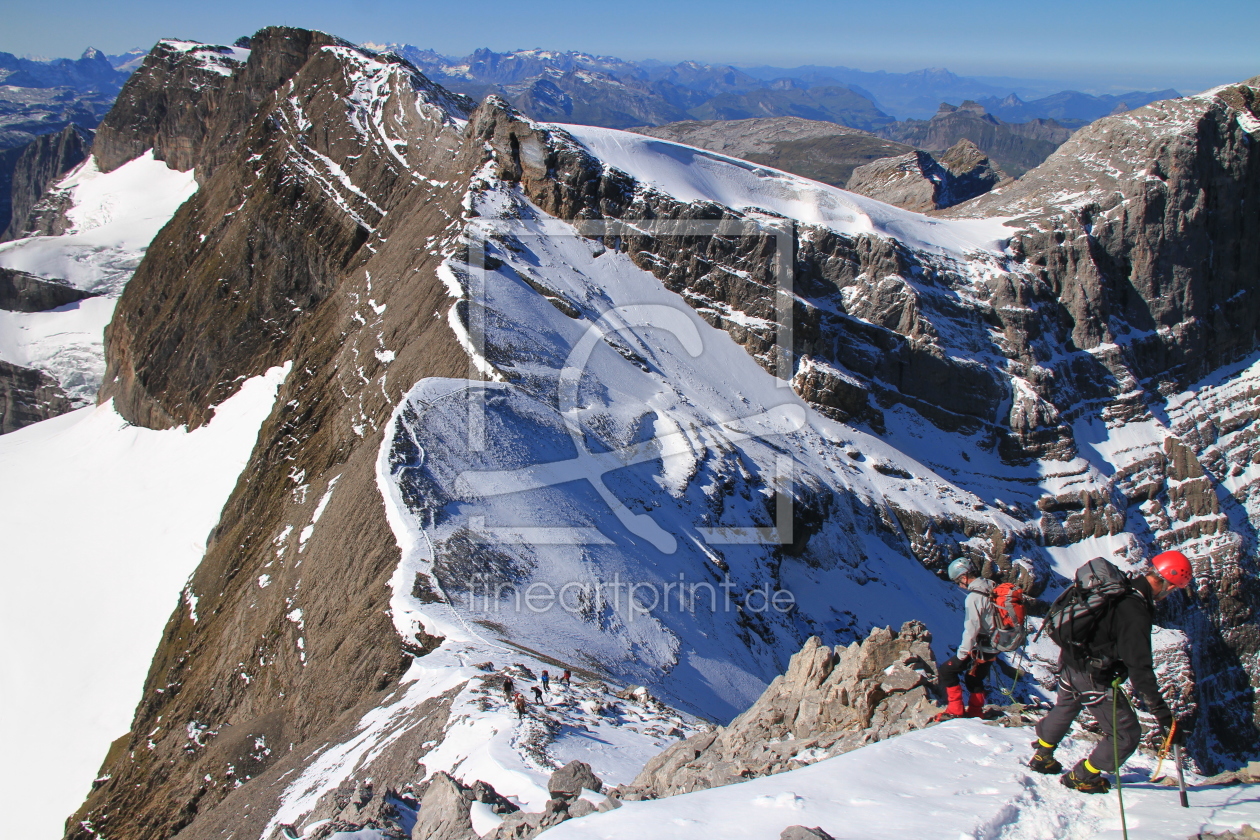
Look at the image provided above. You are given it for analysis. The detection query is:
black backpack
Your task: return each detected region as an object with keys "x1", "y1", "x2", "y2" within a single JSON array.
[{"x1": 1038, "y1": 557, "x2": 1133, "y2": 661}]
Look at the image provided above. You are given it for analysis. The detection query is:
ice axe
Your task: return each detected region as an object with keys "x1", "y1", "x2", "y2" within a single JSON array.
[{"x1": 1174, "y1": 743, "x2": 1189, "y2": 808}]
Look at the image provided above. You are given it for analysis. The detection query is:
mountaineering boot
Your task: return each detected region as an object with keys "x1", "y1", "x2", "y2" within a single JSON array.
[
  {"x1": 1029, "y1": 739, "x2": 1063, "y2": 774},
  {"x1": 933, "y1": 685, "x2": 966, "y2": 721},
  {"x1": 1061, "y1": 759, "x2": 1110, "y2": 794},
  {"x1": 965, "y1": 691, "x2": 987, "y2": 718}
]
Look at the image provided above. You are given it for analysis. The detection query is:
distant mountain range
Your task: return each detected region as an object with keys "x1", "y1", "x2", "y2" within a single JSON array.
[
  {"x1": 975, "y1": 88, "x2": 1182, "y2": 125},
  {"x1": 0, "y1": 40, "x2": 1185, "y2": 248},
  {"x1": 378, "y1": 45, "x2": 1181, "y2": 126},
  {"x1": 0, "y1": 48, "x2": 131, "y2": 149}
]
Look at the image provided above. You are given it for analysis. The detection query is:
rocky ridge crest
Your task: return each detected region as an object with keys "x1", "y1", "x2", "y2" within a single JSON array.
[{"x1": 611, "y1": 622, "x2": 942, "y2": 800}]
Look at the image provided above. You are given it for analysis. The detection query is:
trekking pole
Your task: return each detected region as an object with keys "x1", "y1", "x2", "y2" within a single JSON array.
[
  {"x1": 1174, "y1": 744, "x2": 1189, "y2": 808},
  {"x1": 1112, "y1": 676, "x2": 1129, "y2": 840}
]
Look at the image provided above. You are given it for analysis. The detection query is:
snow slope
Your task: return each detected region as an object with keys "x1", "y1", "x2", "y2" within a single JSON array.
[
  {"x1": 376, "y1": 169, "x2": 1026, "y2": 729},
  {"x1": 0, "y1": 151, "x2": 198, "y2": 403},
  {"x1": 0, "y1": 364, "x2": 289, "y2": 840},
  {"x1": 556, "y1": 124, "x2": 1016, "y2": 256},
  {"x1": 544, "y1": 720, "x2": 1260, "y2": 840},
  {"x1": 261, "y1": 641, "x2": 702, "y2": 840}
]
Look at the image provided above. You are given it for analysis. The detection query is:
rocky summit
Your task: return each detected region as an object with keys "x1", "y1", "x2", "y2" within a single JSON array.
[
  {"x1": 846, "y1": 138, "x2": 1005, "y2": 211},
  {"x1": 3, "y1": 23, "x2": 1259, "y2": 840}
]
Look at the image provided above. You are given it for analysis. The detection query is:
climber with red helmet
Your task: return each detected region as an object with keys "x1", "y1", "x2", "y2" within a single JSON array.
[{"x1": 1030, "y1": 549, "x2": 1195, "y2": 794}]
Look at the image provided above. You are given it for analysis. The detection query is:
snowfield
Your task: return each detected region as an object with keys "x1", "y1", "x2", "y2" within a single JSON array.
[
  {"x1": 543, "y1": 720, "x2": 1260, "y2": 840},
  {"x1": 377, "y1": 190, "x2": 1002, "y2": 723},
  {"x1": 556, "y1": 124, "x2": 1017, "y2": 256},
  {"x1": 0, "y1": 364, "x2": 289, "y2": 840},
  {"x1": 0, "y1": 151, "x2": 198, "y2": 402}
]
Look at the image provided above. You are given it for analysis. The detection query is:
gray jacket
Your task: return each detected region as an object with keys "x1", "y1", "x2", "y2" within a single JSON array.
[{"x1": 958, "y1": 577, "x2": 999, "y2": 659}]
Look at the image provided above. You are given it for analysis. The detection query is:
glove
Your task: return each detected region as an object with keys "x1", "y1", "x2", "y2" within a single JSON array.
[
  {"x1": 1155, "y1": 712, "x2": 1192, "y2": 747},
  {"x1": 1156, "y1": 711, "x2": 1176, "y2": 745},
  {"x1": 1172, "y1": 714, "x2": 1193, "y2": 745}
]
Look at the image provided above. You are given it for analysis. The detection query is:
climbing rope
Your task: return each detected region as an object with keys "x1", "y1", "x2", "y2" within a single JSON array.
[
  {"x1": 1150, "y1": 720, "x2": 1178, "y2": 782},
  {"x1": 996, "y1": 650, "x2": 1028, "y2": 712}
]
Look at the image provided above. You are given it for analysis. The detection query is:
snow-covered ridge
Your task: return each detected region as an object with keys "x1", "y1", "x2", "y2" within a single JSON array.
[
  {"x1": 555, "y1": 123, "x2": 1017, "y2": 256},
  {"x1": 158, "y1": 39, "x2": 251, "y2": 76}
]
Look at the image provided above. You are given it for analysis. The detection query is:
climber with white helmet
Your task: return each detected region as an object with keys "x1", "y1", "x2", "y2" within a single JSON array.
[{"x1": 934, "y1": 557, "x2": 1000, "y2": 721}]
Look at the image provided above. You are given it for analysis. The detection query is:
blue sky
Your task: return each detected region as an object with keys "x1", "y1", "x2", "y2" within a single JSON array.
[{"x1": 1, "y1": 0, "x2": 1257, "y2": 93}]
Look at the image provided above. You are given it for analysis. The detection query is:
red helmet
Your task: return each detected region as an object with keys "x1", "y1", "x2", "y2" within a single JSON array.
[{"x1": 1152, "y1": 550, "x2": 1193, "y2": 588}]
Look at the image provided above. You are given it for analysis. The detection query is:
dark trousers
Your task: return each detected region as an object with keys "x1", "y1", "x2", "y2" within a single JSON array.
[
  {"x1": 1035, "y1": 663, "x2": 1140, "y2": 773},
  {"x1": 939, "y1": 654, "x2": 992, "y2": 694}
]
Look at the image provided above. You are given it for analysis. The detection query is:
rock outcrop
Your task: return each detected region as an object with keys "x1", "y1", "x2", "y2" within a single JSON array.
[
  {"x1": 0, "y1": 123, "x2": 91, "y2": 240},
  {"x1": 612, "y1": 623, "x2": 942, "y2": 800},
  {"x1": 0, "y1": 125, "x2": 91, "y2": 243},
  {"x1": 879, "y1": 100, "x2": 1073, "y2": 176},
  {"x1": 846, "y1": 139, "x2": 1005, "y2": 211},
  {"x1": 0, "y1": 359, "x2": 73, "y2": 433},
  {"x1": 482, "y1": 762, "x2": 604, "y2": 840},
  {"x1": 411, "y1": 773, "x2": 479, "y2": 840},
  {"x1": 0, "y1": 267, "x2": 94, "y2": 312},
  {"x1": 781, "y1": 828, "x2": 836, "y2": 840}
]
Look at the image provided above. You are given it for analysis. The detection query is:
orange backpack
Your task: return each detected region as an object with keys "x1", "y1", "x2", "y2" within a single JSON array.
[{"x1": 989, "y1": 583, "x2": 1027, "y2": 651}]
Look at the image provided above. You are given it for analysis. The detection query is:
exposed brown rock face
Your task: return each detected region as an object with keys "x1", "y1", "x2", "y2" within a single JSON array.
[
  {"x1": 611, "y1": 623, "x2": 941, "y2": 800},
  {"x1": 846, "y1": 139, "x2": 1005, "y2": 211},
  {"x1": 68, "y1": 29, "x2": 483, "y2": 840},
  {"x1": 0, "y1": 123, "x2": 91, "y2": 241},
  {"x1": 0, "y1": 358, "x2": 73, "y2": 432}
]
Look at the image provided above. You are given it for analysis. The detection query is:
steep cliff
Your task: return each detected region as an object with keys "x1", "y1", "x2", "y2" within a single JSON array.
[
  {"x1": 0, "y1": 123, "x2": 91, "y2": 241},
  {"x1": 0, "y1": 358, "x2": 72, "y2": 432}
]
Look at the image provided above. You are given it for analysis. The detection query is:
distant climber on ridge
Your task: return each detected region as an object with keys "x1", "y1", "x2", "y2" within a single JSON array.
[
  {"x1": 935, "y1": 558, "x2": 1000, "y2": 720},
  {"x1": 1030, "y1": 550, "x2": 1194, "y2": 794}
]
